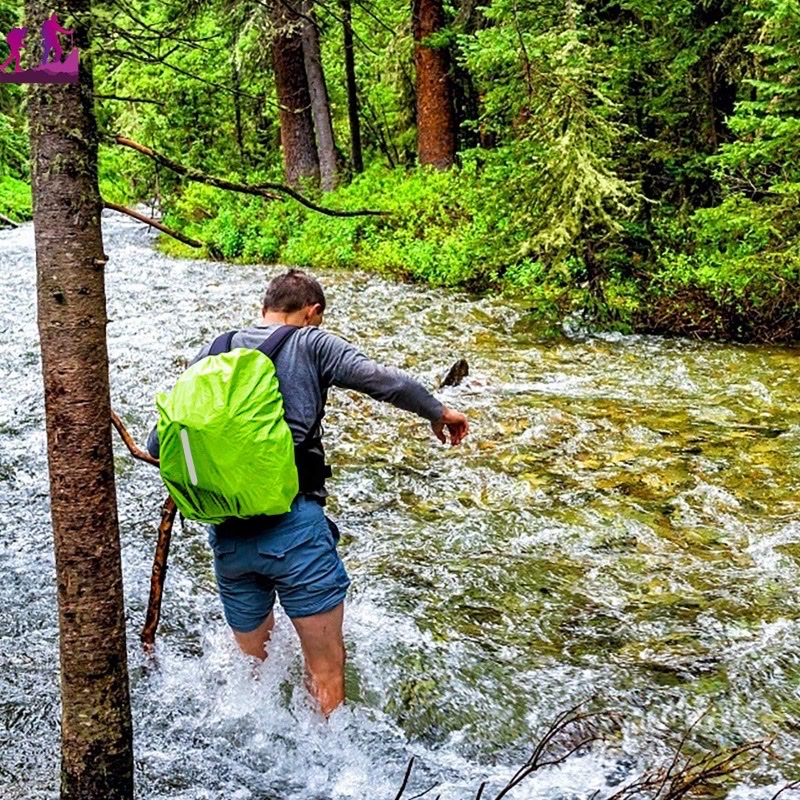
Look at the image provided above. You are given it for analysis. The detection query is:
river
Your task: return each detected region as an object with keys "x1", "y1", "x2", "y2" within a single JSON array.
[{"x1": 1, "y1": 212, "x2": 800, "y2": 799}]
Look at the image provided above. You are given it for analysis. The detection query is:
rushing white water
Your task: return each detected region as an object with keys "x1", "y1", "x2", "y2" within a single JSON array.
[{"x1": 1, "y1": 213, "x2": 800, "y2": 799}]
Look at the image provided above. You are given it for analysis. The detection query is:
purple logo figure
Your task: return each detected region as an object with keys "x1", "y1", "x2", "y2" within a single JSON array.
[
  {"x1": 0, "y1": 13, "x2": 79, "y2": 84},
  {"x1": 0, "y1": 27, "x2": 27, "y2": 73},
  {"x1": 40, "y1": 13, "x2": 73, "y2": 65}
]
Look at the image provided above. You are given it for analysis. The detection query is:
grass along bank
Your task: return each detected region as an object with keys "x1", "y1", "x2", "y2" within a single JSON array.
[{"x1": 141, "y1": 160, "x2": 800, "y2": 344}]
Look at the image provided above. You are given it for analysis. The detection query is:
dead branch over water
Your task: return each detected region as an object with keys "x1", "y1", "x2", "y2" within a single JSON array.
[
  {"x1": 114, "y1": 135, "x2": 388, "y2": 218},
  {"x1": 111, "y1": 410, "x2": 160, "y2": 465},
  {"x1": 393, "y1": 703, "x2": 790, "y2": 800},
  {"x1": 104, "y1": 202, "x2": 204, "y2": 249}
]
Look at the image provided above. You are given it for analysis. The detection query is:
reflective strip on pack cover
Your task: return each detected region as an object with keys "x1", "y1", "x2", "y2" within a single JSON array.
[{"x1": 156, "y1": 348, "x2": 299, "y2": 523}]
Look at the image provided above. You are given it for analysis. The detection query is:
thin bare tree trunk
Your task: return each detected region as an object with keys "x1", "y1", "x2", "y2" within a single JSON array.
[
  {"x1": 301, "y1": 0, "x2": 340, "y2": 191},
  {"x1": 232, "y1": 60, "x2": 246, "y2": 165},
  {"x1": 270, "y1": 0, "x2": 321, "y2": 187},
  {"x1": 412, "y1": 0, "x2": 457, "y2": 168},
  {"x1": 26, "y1": 0, "x2": 134, "y2": 795},
  {"x1": 342, "y1": 0, "x2": 363, "y2": 173}
]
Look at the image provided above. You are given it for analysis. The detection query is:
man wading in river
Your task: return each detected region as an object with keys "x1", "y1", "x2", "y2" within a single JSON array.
[{"x1": 148, "y1": 269, "x2": 469, "y2": 715}]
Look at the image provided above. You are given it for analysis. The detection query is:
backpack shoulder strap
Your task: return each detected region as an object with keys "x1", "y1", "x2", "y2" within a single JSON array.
[
  {"x1": 257, "y1": 324, "x2": 299, "y2": 361},
  {"x1": 208, "y1": 330, "x2": 237, "y2": 356}
]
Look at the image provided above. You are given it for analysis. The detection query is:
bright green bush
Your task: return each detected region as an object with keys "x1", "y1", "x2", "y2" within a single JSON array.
[{"x1": 0, "y1": 175, "x2": 31, "y2": 221}]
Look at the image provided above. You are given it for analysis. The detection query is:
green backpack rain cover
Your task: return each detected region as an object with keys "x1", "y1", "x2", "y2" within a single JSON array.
[{"x1": 156, "y1": 327, "x2": 299, "y2": 524}]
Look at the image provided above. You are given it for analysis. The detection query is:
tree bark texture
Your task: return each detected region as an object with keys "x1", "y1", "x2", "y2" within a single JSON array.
[
  {"x1": 412, "y1": 0, "x2": 457, "y2": 168},
  {"x1": 342, "y1": 0, "x2": 363, "y2": 173},
  {"x1": 26, "y1": 0, "x2": 135, "y2": 796},
  {"x1": 270, "y1": 0, "x2": 320, "y2": 187},
  {"x1": 301, "y1": 0, "x2": 340, "y2": 191}
]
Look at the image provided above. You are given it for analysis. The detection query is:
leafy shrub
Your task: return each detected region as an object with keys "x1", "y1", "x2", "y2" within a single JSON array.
[{"x1": 0, "y1": 175, "x2": 31, "y2": 220}]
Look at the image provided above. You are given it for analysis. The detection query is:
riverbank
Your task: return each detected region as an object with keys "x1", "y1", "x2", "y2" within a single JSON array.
[
  {"x1": 151, "y1": 163, "x2": 800, "y2": 345},
  {"x1": 8, "y1": 160, "x2": 800, "y2": 343}
]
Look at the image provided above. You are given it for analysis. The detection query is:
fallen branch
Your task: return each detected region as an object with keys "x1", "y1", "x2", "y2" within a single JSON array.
[
  {"x1": 114, "y1": 136, "x2": 388, "y2": 218},
  {"x1": 606, "y1": 737, "x2": 771, "y2": 800},
  {"x1": 392, "y1": 703, "x2": 773, "y2": 800},
  {"x1": 772, "y1": 779, "x2": 800, "y2": 800},
  {"x1": 493, "y1": 702, "x2": 610, "y2": 800},
  {"x1": 104, "y1": 201, "x2": 204, "y2": 249},
  {"x1": 110, "y1": 409, "x2": 160, "y2": 465},
  {"x1": 0, "y1": 212, "x2": 20, "y2": 228},
  {"x1": 393, "y1": 758, "x2": 415, "y2": 800},
  {"x1": 94, "y1": 93, "x2": 166, "y2": 106},
  {"x1": 141, "y1": 496, "x2": 178, "y2": 654}
]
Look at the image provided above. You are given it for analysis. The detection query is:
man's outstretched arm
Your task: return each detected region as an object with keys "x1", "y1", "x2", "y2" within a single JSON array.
[{"x1": 310, "y1": 329, "x2": 469, "y2": 445}]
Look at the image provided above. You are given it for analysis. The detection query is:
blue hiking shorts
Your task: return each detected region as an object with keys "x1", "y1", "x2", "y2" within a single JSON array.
[{"x1": 207, "y1": 495, "x2": 351, "y2": 632}]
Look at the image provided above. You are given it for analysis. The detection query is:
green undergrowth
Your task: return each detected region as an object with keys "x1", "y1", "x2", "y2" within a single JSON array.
[
  {"x1": 157, "y1": 157, "x2": 609, "y2": 331},
  {"x1": 153, "y1": 160, "x2": 800, "y2": 344},
  {"x1": 0, "y1": 175, "x2": 31, "y2": 222}
]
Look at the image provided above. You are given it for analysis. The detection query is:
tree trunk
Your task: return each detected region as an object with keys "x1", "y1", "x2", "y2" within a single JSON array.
[
  {"x1": 342, "y1": 0, "x2": 363, "y2": 174},
  {"x1": 412, "y1": 0, "x2": 457, "y2": 168},
  {"x1": 232, "y1": 59, "x2": 246, "y2": 166},
  {"x1": 301, "y1": 0, "x2": 340, "y2": 191},
  {"x1": 26, "y1": 0, "x2": 135, "y2": 797},
  {"x1": 270, "y1": 0, "x2": 320, "y2": 187}
]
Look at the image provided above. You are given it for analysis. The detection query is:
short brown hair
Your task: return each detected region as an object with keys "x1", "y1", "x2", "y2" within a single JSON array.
[{"x1": 262, "y1": 269, "x2": 326, "y2": 313}]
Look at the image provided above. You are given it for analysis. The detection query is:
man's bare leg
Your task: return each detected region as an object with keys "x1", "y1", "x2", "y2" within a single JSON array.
[
  {"x1": 291, "y1": 602, "x2": 345, "y2": 716},
  {"x1": 232, "y1": 610, "x2": 275, "y2": 660}
]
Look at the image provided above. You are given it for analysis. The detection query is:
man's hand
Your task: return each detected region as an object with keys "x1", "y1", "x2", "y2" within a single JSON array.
[{"x1": 431, "y1": 406, "x2": 469, "y2": 446}]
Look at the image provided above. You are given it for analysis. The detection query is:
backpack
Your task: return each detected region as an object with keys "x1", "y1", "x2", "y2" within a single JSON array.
[{"x1": 155, "y1": 325, "x2": 300, "y2": 524}]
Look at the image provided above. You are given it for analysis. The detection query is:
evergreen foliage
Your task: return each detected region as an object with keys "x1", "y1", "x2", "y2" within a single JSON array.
[
  {"x1": 0, "y1": 0, "x2": 30, "y2": 219},
  {"x1": 2, "y1": 0, "x2": 800, "y2": 339}
]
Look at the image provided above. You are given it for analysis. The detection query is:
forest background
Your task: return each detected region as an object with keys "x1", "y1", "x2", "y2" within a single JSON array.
[{"x1": 1, "y1": 0, "x2": 799, "y2": 343}]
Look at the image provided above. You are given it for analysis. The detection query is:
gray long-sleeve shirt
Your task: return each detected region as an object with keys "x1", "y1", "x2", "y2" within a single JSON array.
[{"x1": 147, "y1": 323, "x2": 444, "y2": 496}]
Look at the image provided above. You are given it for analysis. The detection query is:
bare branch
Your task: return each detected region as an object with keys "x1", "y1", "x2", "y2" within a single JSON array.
[
  {"x1": 114, "y1": 135, "x2": 388, "y2": 217},
  {"x1": 493, "y1": 703, "x2": 612, "y2": 800},
  {"x1": 771, "y1": 779, "x2": 800, "y2": 800},
  {"x1": 110, "y1": 410, "x2": 160, "y2": 466},
  {"x1": 390, "y1": 703, "x2": 771, "y2": 800},
  {"x1": 606, "y1": 739, "x2": 772, "y2": 800},
  {"x1": 407, "y1": 783, "x2": 439, "y2": 800},
  {"x1": 94, "y1": 93, "x2": 166, "y2": 106},
  {"x1": 393, "y1": 758, "x2": 415, "y2": 800},
  {"x1": 141, "y1": 496, "x2": 178, "y2": 654},
  {"x1": 103, "y1": 202, "x2": 204, "y2": 248},
  {"x1": 0, "y1": 212, "x2": 20, "y2": 228}
]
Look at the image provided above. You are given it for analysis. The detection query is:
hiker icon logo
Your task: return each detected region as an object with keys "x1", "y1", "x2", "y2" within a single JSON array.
[{"x1": 0, "y1": 14, "x2": 79, "y2": 84}]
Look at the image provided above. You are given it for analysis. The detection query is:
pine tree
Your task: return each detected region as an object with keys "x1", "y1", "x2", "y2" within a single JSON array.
[{"x1": 26, "y1": 0, "x2": 135, "y2": 795}]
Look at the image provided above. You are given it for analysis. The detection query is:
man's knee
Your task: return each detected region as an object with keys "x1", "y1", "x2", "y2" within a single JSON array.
[
  {"x1": 232, "y1": 611, "x2": 275, "y2": 660},
  {"x1": 291, "y1": 602, "x2": 345, "y2": 664}
]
